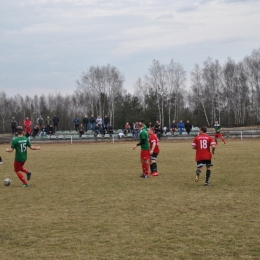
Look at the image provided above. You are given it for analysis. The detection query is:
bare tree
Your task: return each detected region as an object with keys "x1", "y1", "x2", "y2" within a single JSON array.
[
  {"x1": 244, "y1": 48, "x2": 260, "y2": 123},
  {"x1": 166, "y1": 60, "x2": 186, "y2": 126},
  {"x1": 190, "y1": 64, "x2": 210, "y2": 126},
  {"x1": 145, "y1": 60, "x2": 168, "y2": 126},
  {"x1": 0, "y1": 92, "x2": 11, "y2": 132},
  {"x1": 76, "y1": 64, "x2": 124, "y2": 127}
]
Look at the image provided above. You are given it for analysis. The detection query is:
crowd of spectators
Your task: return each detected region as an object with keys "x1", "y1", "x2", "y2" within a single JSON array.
[{"x1": 10, "y1": 115, "x2": 193, "y2": 139}]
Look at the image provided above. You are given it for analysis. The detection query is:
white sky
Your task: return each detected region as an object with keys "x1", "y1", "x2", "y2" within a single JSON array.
[{"x1": 0, "y1": 0, "x2": 260, "y2": 97}]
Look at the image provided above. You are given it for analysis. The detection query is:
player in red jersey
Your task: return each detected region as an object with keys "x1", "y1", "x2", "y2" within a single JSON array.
[
  {"x1": 148, "y1": 127, "x2": 160, "y2": 176},
  {"x1": 192, "y1": 126, "x2": 216, "y2": 186}
]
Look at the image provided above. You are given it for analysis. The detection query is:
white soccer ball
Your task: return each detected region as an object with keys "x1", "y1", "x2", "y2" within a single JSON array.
[{"x1": 4, "y1": 178, "x2": 11, "y2": 186}]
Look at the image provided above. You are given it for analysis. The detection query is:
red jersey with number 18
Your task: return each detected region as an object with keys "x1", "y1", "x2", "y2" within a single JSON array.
[
  {"x1": 192, "y1": 133, "x2": 215, "y2": 161},
  {"x1": 149, "y1": 133, "x2": 160, "y2": 154}
]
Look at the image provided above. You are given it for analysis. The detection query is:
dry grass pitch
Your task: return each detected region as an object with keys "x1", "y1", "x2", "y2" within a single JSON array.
[{"x1": 0, "y1": 139, "x2": 260, "y2": 260}]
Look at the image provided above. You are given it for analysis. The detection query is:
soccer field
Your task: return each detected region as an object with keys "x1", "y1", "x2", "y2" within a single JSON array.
[{"x1": 0, "y1": 140, "x2": 260, "y2": 260}]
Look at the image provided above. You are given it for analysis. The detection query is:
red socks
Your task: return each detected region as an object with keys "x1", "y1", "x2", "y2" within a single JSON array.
[
  {"x1": 16, "y1": 172, "x2": 27, "y2": 185},
  {"x1": 21, "y1": 167, "x2": 28, "y2": 174},
  {"x1": 142, "y1": 162, "x2": 149, "y2": 175}
]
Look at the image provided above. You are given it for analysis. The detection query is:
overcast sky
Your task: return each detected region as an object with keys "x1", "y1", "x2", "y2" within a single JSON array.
[{"x1": 0, "y1": 0, "x2": 259, "y2": 97}]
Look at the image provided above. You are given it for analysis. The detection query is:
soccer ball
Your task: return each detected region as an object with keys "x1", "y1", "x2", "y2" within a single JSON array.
[{"x1": 4, "y1": 178, "x2": 11, "y2": 186}]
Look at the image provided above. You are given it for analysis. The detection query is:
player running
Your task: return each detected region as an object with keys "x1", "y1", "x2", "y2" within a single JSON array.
[
  {"x1": 192, "y1": 126, "x2": 216, "y2": 186},
  {"x1": 214, "y1": 120, "x2": 226, "y2": 145},
  {"x1": 133, "y1": 122, "x2": 150, "y2": 178},
  {"x1": 148, "y1": 127, "x2": 160, "y2": 176},
  {"x1": 6, "y1": 126, "x2": 40, "y2": 187}
]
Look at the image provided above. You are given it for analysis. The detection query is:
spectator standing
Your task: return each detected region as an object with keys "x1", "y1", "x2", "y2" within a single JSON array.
[
  {"x1": 170, "y1": 120, "x2": 177, "y2": 133},
  {"x1": 45, "y1": 116, "x2": 52, "y2": 133},
  {"x1": 10, "y1": 117, "x2": 17, "y2": 136},
  {"x1": 73, "y1": 116, "x2": 80, "y2": 131},
  {"x1": 185, "y1": 120, "x2": 192, "y2": 135},
  {"x1": 154, "y1": 121, "x2": 161, "y2": 139},
  {"x1": 83, "y1": 115, "x2": 89, "y2": 132},
  {"x1": 52, "y1": 114, "x2": 60, "y2": 133},
  {"x1": 133, "y1": 122, "x2": 139, "y2": 140},
  {"x1": 178, "y1": 120, "x2": 185, "y2": 135},
  {"x1": 37, "y1": 115, "x2": 44, "y2": 129},
  {"x1": 90, "y1": 115, "x2": 95, "y2": 131},
  {"x1": 104, "y1": 115, "x2": 110, "y2": 129},
  {"x1": 96, "y1": 115, "x2": 103, "y2": 131},
  {"x1": 23, "y1": 117, "x2": 32, "y2": 138}
]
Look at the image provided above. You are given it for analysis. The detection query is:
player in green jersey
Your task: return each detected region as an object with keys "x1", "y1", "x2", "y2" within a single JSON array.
[
  {"x1": 214, "y1": 120, "x2": 226, "y2": 145},
  {"x1": 133, "y1": 122, "x2": 150, "y2": 178},
  {"x1": 6, "y1": 126, "x2": 40, "y2": 187}
]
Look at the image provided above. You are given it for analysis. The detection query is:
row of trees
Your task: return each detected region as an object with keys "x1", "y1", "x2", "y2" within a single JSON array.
[
  {"x1": 188, "y1": 51, "x2": 259, "y2": 126},
  {"x1": 0, "y1": 48, "x2": 259, "y2": 133}
]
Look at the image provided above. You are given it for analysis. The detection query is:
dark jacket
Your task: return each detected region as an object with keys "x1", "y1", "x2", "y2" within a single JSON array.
[
  {"x1": 185, "y1": 123, "x2": 192, "y2": 130},
  {"x1": 171, "y1": 123, "x2": 177, "y2": 129},
  {"x1": 41, "y1": 126, "x2": 47, "y2": 134},
  {"x1": 37, "y1": 117, "x2": 44, "y2": 126},
  {"x1": 104, "y1": 117, "x2": 110, "y2": 124},
  {"x1": 11, "y1": 120, "x2": 17, "y2": 128},
  {"x1": 45, "y1": 118, "x2": 52, "y2": 126},
  {"x1": 73, "y1": 118, "x2": 80, "y2": 126},
  {"x1": 90, "y1": 117, "x2": 95, "y2": 124},
  {"x1": 83, "y1": 117, "x2": 89, "y2": 124},
  {"x1": 48, "y1": 126, "x2": 54, "y2": 134},
  {"x1": 53, "y1": 116, "x2": 60, "y2": 125}
]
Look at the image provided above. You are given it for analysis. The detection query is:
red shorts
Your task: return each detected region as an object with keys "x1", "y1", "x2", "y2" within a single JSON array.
[
  {"x1": 214, "y1": 133, "x2": 223, "y2": 138},
  {"x1": 140, "y1": 150, "x2": 150, "y2": 161},
  {"x1": 14, "y1": 161, "x2": 26, "y2": 172}
]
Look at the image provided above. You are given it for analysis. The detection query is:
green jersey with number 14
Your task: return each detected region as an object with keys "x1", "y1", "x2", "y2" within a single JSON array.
[{"x1": 11, "y1": 136, "x2": 31, "y2": 162}]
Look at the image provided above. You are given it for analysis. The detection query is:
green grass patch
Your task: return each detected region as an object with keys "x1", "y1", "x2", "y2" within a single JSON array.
[{"x1": 0, "y1": 140, "x2": 260, "y2": 259}]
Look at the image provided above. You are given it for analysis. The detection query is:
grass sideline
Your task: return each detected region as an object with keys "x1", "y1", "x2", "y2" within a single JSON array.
[{"x1": 0, "y1": 140, "x2": 260, "y2": 260}]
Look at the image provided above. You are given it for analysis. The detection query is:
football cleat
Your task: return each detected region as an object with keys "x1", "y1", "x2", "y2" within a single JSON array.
[
  {"x1": 140, "y1": 174, "x2": 148, "y2": 178},
  {"x1": 27, "y1": 172, "x2": 31, "y2": 181},
  {"x1": 195, "y1": 169, "x2": 201, "y2": 182},
  {"x1": 151, "y1": 172, "x2": 159, "y2": 176},
  {"x1": 22, "y1": 184, "x2": 29, "y2": 187},
  {"x1": 204, "y1": 182, "x2": 210, "y2": 186}
]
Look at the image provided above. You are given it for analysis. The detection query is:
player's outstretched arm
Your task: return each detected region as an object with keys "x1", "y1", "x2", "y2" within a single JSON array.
[
  {"x1": 212, "y1": 145, "x2": 215, "y2": 154},
  {"x1": 6, "y1": 148, "x2": 14, "y2": 153},
  {"x1": 30, "y1": 146, "x2": 40, "y2": 150}
]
